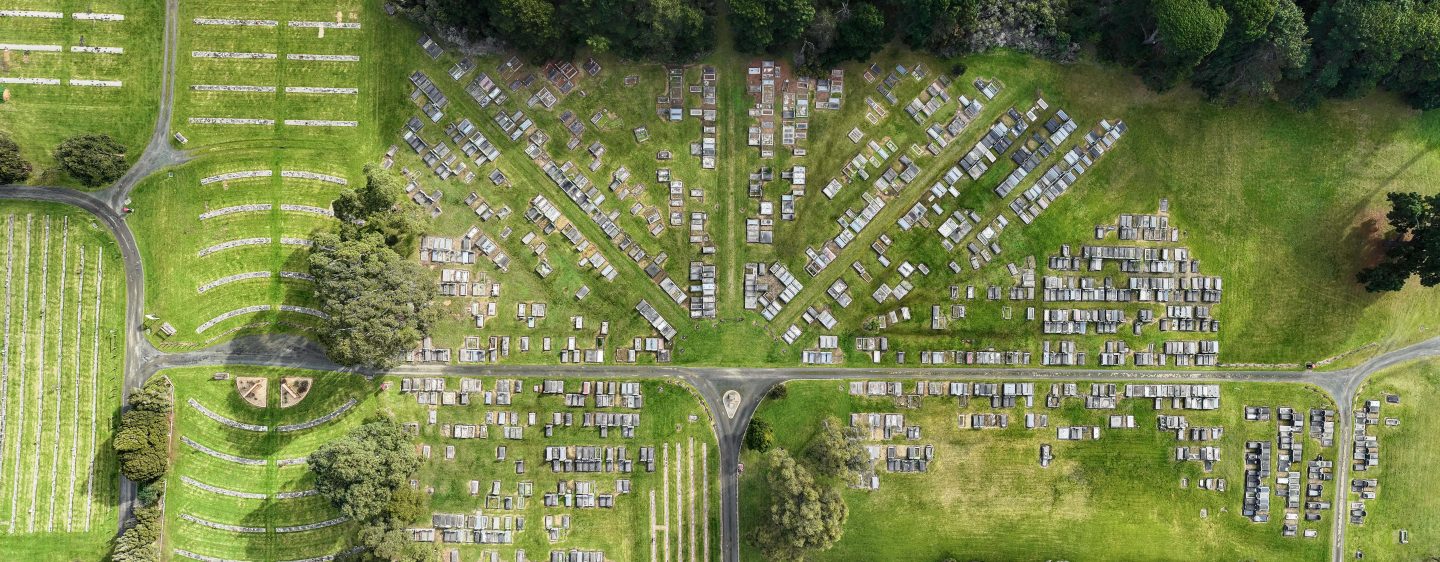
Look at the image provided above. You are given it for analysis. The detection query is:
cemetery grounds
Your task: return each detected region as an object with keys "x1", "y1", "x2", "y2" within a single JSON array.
[
  {"x1": 0, "y1": 0, "x2": 162, "y2": 185},
  {"x1": 162, "y1": 365, "x2": 720, "y2": 562},
  {"x1": 740, "y1": 379, "x2": 1340, "y2": 561},
  {"x1": 0, "y1": 200, "x2": 127, "y2": 560},
  {"x1": 1346, "y1": 359, "x2": 1440, "y2": 561}
]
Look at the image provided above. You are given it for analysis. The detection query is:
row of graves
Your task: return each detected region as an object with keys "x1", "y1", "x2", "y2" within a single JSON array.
[
  {"x1": 400, "y1": 379, "x2": 658, "y2": 560},
  {"x1": 1349, "y1": 394, "x2": 1399, "y2": 531},
  {"x1": 182, "y1": 11, "x2": 366, "y2": 134},
  {"x1": 1238, "y1": 404, "x2": 1337, "y2": 538},
  {"x1": 656, "y1": 65, "x2": 720, "y2": 169},
  {"x1": 0, "y1": 10, "x2": 131, "y2": 89}
]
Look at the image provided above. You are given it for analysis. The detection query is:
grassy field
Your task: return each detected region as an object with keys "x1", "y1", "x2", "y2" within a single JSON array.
[
  {"x1": 0, "y1": 201, "x2": 127, "y2": 561},
  {"x1": 1347, "y1": 359, "x2": 1440, "y2": 560},
  {"x1": 160, "y1": 365, "x2": 720, "y2": 561},
  {"x1": 164, "y1": 366, "x2": 367, "y2": 561},
  {"x1": 0, "y1": 0, "x2": 163, "y2": 186},
  {"x1": 740, "y1": 379, "x2": 1340, "y2": 561},
  {"x1": 170, "y1": 0, "x2": 379, "y2": 150},
  {"x1": 127, "y1": 149, "x2": 362, "y2": 349}
]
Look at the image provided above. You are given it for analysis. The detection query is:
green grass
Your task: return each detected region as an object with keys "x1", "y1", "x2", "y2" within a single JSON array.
[
  {"x1": 171, "y1": 0, "x2": 379, "y2": 150},
  {"x1": 741, "y1": 379, "x2": 1340, "y2": 561},
  {"x1": 1347, "y1": 359, "x2": 1440, "y2": 560},
  {"x1": 0, "y1": 0, "x2": 163, "y2": 187},
  {"x1": 159, "y1": 365, "x2": 720, "y2": 561},
  {"x1": 164, "y1": 366, "x2": 369, "y2": 561},
  {"x1": 127, "y1": 149, "x2": 357, "y2": 349},
  {"x1": 0, "y1": 201, "x2": 128, "y2": 561}
]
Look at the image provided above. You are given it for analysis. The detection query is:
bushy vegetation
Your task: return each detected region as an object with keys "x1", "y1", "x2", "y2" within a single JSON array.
[
  {"x1": 806, "y1": 417, "x2": 868, "y2": 478},
  {"x1": 52, "y1": 133, "x2": 128, "y2": 187},
  {"x1": 745, "y1": 418, "x2": 776, "y2": 452},
  {"x1": 313, "y1": 419, "x2": 432, "y2": 562},
  {"x1": 397, "y1": 0, "x2": 715, "y2": 62},
  {"x1": 750, "y1": 449, "x2": 848, "y2": 560},
  {"x1": 1357, "y1": 192, "x2": 1440, "y2": 293},
  {"x1": 113, "y1": 377, "x2": 172, "y2": 484},
  {"x1": 0, "y1": 133, "x2": 31, "y2": 185},
  {"x1": 315, "y1": 165, "x2": 437, "y2": 369},
  {"x1": 111, "y1": 501, "x2": 164, "y2": 562}
]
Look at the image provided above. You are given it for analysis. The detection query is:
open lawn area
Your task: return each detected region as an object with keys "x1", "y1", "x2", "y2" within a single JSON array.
[
  {"x1": 0, "y1": 0, "x2": 162, "y2": 186},
  {"x1": 741, "y1": 378, "x2": 1340, "y2": 561},
  {"x1": 0, "y1": 200, "x2": 127, "y2": 561},
  {"x1": 1347, "y1": 359, "x2": 1440, "y2": 560}
]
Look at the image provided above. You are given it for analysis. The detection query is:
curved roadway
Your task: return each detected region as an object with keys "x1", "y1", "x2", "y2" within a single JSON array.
[{"x1": 3, "y1": 0, "x2": 1438, "y2": 557}]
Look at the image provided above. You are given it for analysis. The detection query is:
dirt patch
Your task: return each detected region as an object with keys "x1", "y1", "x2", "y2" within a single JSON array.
[
  {"x1": 236, "y1": 377, "x2": 268, "y2": 408},
  {"x1": 1350, "y1": 208, "x2": 1390, "y2": 269},
  {"x1": 279, "y1": 377, "x2": 312, "y2": 408}
]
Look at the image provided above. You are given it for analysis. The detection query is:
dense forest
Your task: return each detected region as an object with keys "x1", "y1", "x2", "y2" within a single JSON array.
[{"x1": 398, "y1": 0, "x2": 1439, "y2": 110}]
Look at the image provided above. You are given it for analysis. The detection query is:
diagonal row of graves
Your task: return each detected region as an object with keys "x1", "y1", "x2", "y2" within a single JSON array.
[
  {"x1": 396, "y1": 378, "x2": 708, "y2": 561},
  {"x1": 0, "y1": 10, "x2": 130, "y2": 87},
  {"x1": 183, "y1": 12, "x2": 364, "y2": 130},
  {"x1": 394, "y1": 47, "x2": 702, "y2": 345}
]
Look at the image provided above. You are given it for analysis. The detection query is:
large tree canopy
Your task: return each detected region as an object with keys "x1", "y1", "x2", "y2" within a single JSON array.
[
  {"x1": 0, "y1": 133, "x2": 31, "y2": 185},
  {"x1": 751, "y1": 449, "x2": 848, "y2": 560},
  {"x1": 1357, "y1": 192, "x2": 1440, "y2": 293},
  {"x1": 113, "y1": 377, "x2": 172, "y2": 484},
  {"x1": 52, "y1": 133, "x2": 127, "y2": 187},
  {"x1": 807, "y1": 416, "x2": 869, "y2": 477},
  {"x1": 309, "y1": 231, "x2": 438, "y2": 369},
  {"x1": 333, "y1": 164, "x2": 429, "y2": 250},
  {"x1": 310, "y1": 420, "x2": 423, "y2": 521}
]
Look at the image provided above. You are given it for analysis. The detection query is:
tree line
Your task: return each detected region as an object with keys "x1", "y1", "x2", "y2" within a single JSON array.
[{"x1": 398, "y1": 0, "x2": 1440, "y2": 111}]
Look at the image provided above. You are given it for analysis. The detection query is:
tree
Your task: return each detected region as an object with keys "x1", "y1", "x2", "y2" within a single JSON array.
[
  {"x1": 730, "y1": 0, "x2": 815, "y2": 53},
  {"x1": 111, "y1": 503, "x2": 163, "y2": 562},
  {"x1": 310, "y1": 420, "x2": 422, "y2": 521},
  {"x1": 52, "y1": 133, "x2": 127, "y2": 187},
  {"x1": 1357, "y1": 192, "x2": 1440, "y2": 292},
  {"x1": 333, "y1": 164, "x2": 429, "y2": 250},
  {"x1": 0, "y1": 133, "x2": 31, "y2": 185},
  {"x1": 127, "y1": 377, "x2": 173, "y2": 413},
  {"x1": 1148, "y1": 0, "x2": 1229, "y2": 87},
  {"x1": 309, "y1": 231, "x2": 438, "y2": 369},
  {"x1": 751, "y1": 449, "x2": 847, "y2": 560},
  {"x1": 745, "y1": 418, "x2": 775, "y2": 452},
  {"x1": 351, "y1": 518, "x2": 435, "y2": 562},
  {"x1": 826, "y1": 2, "x2": 888, "y2": 65},
  {"x1": 1191, "y1": 0, "x2": 1307, "y2": 101},
  {"x1": 114, "y1": 409, "x2": 169, "y2": 483},
  {"x1": 807, "y1": 416, "x2": 868, "y2": 477}
]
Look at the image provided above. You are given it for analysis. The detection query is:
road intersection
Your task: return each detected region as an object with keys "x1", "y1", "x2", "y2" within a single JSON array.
[{"x1": 2, "y1": 0, "x2": 1437, "y2": 556}]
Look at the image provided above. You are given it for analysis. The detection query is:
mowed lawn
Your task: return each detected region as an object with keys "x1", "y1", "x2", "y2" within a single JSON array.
[
  {"x1": 1347, "y1": 359, "x2": 1440, "y2": 560},
  {"x1": 164, "y1": 366, "x2": 370, "y2": 561},
  {"x1": 0, "y1": 201, "x2": 127, "y2": 561},
  {"x1": 741, "y1": 379, "x2": 1340, "y2": 561},
  {"x1": 127, "y1": 150, "x2": 356, "y2": 349},
  {"x1": 171, "y1": 0, "x2": 381, "y2": 149},
  {"x1": 0, "y1": 0, "x2": 162, "y2": 186},
  {"x1": 375, "y1": 375, "x2": 721, "y2": 562}
]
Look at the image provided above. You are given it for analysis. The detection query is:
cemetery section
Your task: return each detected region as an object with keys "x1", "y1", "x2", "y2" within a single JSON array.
[
  {"x1": 170, "y1": 0, "x2": 376, "y2": 148},
  {"x1": 164, "y1": 367, "x2": 367, "y2": 561},
  {"x1": 0, "y1": 0, "x2": 163, "y2": 181},
  {"x1": 0, "y1": 201, "x2": 127, "y2": 560},
  {"x1": 160, "y1": 365, "x2": 720, "y2": 562},
  {"x1": 1345, "y1": 359, "x2": 1440, "y2": 560},
  {"x1": 128, "y1": 151, "x2": 353, "y2": 348},
  {"x1": 740, "y1": 379, "x2": 1340, "y2": 561},
  {"x1": 377, "y1": 374, "x2": 720, "y2": 562}
]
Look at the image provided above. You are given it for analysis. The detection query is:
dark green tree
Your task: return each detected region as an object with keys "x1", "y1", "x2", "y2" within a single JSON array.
[
  {"x1": 826, "y1": 2, "x2": 888, "y2": 64},
  {"x1": 0, "y1": 133, "x2": 31, "y2": 185},
  {"x1": 1147, "y1": 0, "x2": 1229, "y2": 87},
  {"x1": 1191, "y1": 0, "x2": 1307, "y2": 101},
  {"x1": 333, "y1": 164, "x2": 429, "y2": 250},
  {"x1": 111, "y1": 503, "x2": 163, "y2": 562},
  {"x1": 745, "y1": 418, "x2": 775, "y2": 452},
  {"x1": 114, "y1": 409, "x2": 169, "y2": 483},
  {"x1": 729, "y1": 0, "x2": 815, "y2": 53},
  {"x1": 807, "y1": 416, "x2": 868, "y2": 477},
  {"x1": 52, "y1": 133, "x2": 127, "y2": 187},
  {"x1": 1357, "y1": 192, "x2": 1440, "y2": 292},
  {"x1": 309, "y1": 231, "x2": 438, "y2": 369},
  {"x1": 751, "y1": 448, "x2": 848, "y2": 560},
  {"x1": 310, "y1": 420, "x2": 422, "y2": 521}
]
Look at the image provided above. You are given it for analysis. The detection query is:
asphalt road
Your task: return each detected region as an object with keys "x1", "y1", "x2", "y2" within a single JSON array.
[{"x1": 3, "y1": 0, "x2": 1439, "y2": 552}]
